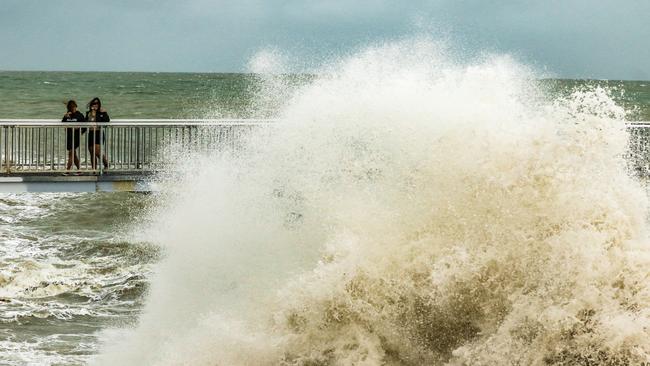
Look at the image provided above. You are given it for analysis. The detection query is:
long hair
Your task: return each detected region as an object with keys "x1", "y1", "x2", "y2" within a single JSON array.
[{"x1": 88, "y1": 97, "x2": 102, "y2": 111}]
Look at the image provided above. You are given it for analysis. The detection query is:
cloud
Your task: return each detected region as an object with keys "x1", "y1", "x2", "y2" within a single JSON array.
[{"x1": 0, "y1": 0, "x2": 647, "y2": 79}]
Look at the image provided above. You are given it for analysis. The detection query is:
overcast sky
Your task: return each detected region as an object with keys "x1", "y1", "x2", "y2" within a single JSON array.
[{"x1": 1, "y1": 0, "x2": 648, "y2": 79}]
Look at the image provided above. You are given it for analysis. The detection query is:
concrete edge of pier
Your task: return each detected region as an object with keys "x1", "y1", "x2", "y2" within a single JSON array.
[{"x1": 0, "y1": 173, "x2": 157, "y2": 193}]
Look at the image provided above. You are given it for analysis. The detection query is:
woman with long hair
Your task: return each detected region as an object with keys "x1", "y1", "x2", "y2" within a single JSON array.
[{"x1": 85, "y1": 97, "x2": 109, "y2": 170}]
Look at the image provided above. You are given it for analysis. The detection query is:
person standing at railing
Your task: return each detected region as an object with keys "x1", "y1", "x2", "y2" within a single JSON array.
[
  {"x1": 86, "y1": 97, "x2": 109, "y2": 170},
  {"x1": 62, "y1": 100, "x2": 86, "y2": 174}
]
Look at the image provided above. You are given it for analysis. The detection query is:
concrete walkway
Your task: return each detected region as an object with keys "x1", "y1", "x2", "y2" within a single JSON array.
[{"x1": 0, "y1": 172, "x2": 156, "y2": 192}]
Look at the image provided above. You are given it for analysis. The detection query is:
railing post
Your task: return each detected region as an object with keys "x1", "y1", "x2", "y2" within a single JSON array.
[
  {"x1": 5, "y1": 126, "x2": 11, "y2": 174},
  {"x1": 136, "y1": 126, "x2": 141, "y2": 169},
  {"x1": 2, "y1": 126, "x2": 6, "y2": 174},
  {"x1": 98, "y1": 124, "x2": 103, "y2": 176},
  {"x1": 188, "y1": 125, "x2": 193, "y2": 152}
]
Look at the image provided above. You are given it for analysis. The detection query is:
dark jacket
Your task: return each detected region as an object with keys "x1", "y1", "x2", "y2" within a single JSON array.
[
  {"x1": 86, "y1": 110, "x2": 110, "y2": 123},
  {"x1": 62, "y1": 111, "x2": 86, "y2": 149},
  {"x1": 85, "y1": 111, "x2": 110, "y2": 146}
]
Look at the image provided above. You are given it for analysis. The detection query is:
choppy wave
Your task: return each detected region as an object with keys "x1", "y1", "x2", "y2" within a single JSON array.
[
  {"x1": 0, "y1": 193, "x2": 157, "y2": 365},
  {"x1": 97, "y1": 40, "x2": 650, "y2": 365}
]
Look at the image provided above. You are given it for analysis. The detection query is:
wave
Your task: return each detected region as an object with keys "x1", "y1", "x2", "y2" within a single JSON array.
[{"x1": 96, "y1": 39, "x2": 650, "y2": 365}]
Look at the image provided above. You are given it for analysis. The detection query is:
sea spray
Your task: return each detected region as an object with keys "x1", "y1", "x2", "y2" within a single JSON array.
[{"x1": 96, "y1": 40, "x2": 650, "y2": 365}]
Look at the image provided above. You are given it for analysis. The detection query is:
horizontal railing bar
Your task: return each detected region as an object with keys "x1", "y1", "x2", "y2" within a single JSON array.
[
  {"x1": 0, "y1": 119, "x2": 279, "y2": 126},
  {"x1": 1, "y1": 119, "x2": 648, "y2": 127},
  {"x1": 2, "y1": 122, "x2": 275, "y2": 127}
]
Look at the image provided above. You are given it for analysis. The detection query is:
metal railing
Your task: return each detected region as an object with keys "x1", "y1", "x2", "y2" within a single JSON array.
[
  {"x1": 2, "y1": 119, "x2": 650, "y2": 177},
  {"x1": 0, "y1": 119, "x2": 275, "y2": 175},
  {"x1": 627, "y1": 122, "x2": 650, "y2": 176}
]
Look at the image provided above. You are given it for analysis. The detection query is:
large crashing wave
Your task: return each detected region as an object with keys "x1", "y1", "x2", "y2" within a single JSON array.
[{"x1": 95, "y1": 40, "x2": 650, "y2": 365}]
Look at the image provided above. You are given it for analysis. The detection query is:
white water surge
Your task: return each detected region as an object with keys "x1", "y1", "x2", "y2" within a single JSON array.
[{"x1": 96, "y1": 40, "x2": 650, "y2": 365}]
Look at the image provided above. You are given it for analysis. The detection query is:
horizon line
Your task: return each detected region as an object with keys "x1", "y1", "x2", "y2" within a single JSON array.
[{"x1": 0, "y1": 69, "x2": 648, "y2": 82}]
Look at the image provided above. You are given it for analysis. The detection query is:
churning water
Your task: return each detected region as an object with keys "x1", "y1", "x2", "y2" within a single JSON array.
[
  {"x1": 89, "y1": 40, "x2": 650, "y2": 365},
  {"x1": 0, "y1": 193, "x2": 157, "y2": 365}
]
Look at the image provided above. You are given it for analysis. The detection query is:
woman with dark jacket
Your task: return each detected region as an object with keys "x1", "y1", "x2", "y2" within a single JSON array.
[
  {"x1": 85, "y1": 97, "x2": 109, "y2": 170},
  {"x1": 62, "y1": 100, "x2": 86, "y2": 172}
]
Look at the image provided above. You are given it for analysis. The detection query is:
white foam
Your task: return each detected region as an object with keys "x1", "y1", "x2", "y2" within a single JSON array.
[{"x1": 96, "y1": 39, "x2": 650, "y2": 365}]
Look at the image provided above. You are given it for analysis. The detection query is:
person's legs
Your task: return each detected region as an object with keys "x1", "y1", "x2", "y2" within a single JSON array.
[
  {"x1": 66, "y1": 149, "x2": 74, "y2": 170},
  {"x1": 89, "y1": 144, "x2": 97, "y2": 170},
  {"x1": 73, "y1": 149, "x2": 81, "y2": 170},
  {"x1": 92, "y1": 144, "x2": 109, "y2": 170},
  {"x1": 93, "y1": 144, "x2": 103, "y2": 170}
]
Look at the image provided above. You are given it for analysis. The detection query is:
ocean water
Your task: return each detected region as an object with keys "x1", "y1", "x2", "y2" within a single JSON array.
[
  {"x1": 2, "y1": 41, "x2": 650, "y2": 366},
  {"x1": 0, "y1": 193, "x2": 156, "y2": 365},
  {"x1": 0, "y1": 71, "x2": 648, "y2": 121},
  {"x1": 0, "y1": 71, "x2": 308, "y2": 119}
]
